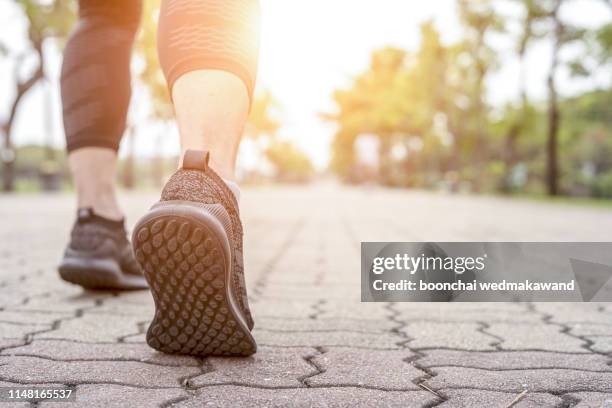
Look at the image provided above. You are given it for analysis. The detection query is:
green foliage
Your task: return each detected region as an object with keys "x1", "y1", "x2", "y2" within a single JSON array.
[
  {"x1": 15, "y1": 0, "x2": 75, "y2": 45},
  {"x1": 592, "y1": 170, "x2": 612, "y2": 198},
  {"x1": 329, "y1": 0, "x2": 611, "y2": 199}
]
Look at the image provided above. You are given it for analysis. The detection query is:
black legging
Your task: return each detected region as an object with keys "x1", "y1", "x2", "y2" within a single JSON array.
[{"x1": 61, "y1": 0, "x2": 260, "y2": 152}]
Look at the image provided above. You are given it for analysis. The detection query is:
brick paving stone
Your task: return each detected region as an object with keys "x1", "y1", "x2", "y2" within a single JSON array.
[
  {"x1": 41, "y1": 384, "x2": 188, "y2": 408},
  {"x1": 253, "y1": 329, "x2": 402, "y2": 349},
  {"x1": 307, "y1": 348, "x2": 422, "y2": 390},
  {"x1": 419, "y1": 350, "x2": 612, "y2": 371},
  {"x1": 400, "y1": 322, "x2": 496, "y2": 350},
  {"x1": 256, "y1": 317, "x2": 396, "y2": 333},
  {"x1": 33, "y1": 312, "x2": 144, "y2": 342},
  {"x1": 436, "y1": 389, "x2": 563, "y2": 407},
  {"x1": 486, "y1": 323, "x2": 588, "y2": 352},
  {"x1": 567, "y1": 392, "x2": 612, "y2": 408},
  {"x1": 0, "y1": 356, "x2": 200, "y2": 387},
  {"x1": 0, "y1": 322, "x2": 51, "y2": 340},
  {"x1": 2, "y1": 340, "x2": 200, "y2": 366},
  {"x1": 175, "y1": 385, "x2": 437, "y2": 408},
  {"x1": 426, "y1": 367, "x2": 612, "y2": 393},
  {"x1": 187, "y1": 347, "x2": 316, "y2": 388}
]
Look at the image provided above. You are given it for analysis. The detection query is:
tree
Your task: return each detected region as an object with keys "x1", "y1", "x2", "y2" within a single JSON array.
[
  {"x1": 0, "y1": 0, "x2": 74, "y2": 191},
  {"x1": 542, "y1": 0, "x2": 584, "y2": 195},
  {"x1": 329, "y1": 47, "x2": 419, "y2": 183}
]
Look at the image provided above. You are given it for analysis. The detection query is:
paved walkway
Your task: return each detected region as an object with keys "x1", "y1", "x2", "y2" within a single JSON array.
[{"x1": 1, "y1": 185, "x2": 611, "y2": 407}]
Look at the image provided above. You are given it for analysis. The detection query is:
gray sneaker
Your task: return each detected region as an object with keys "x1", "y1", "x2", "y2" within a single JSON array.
[
  {"x1": 132, "y1": 150, "x2": 256, "y2": 357},
  {"x1": 59, "y1": 208, "x2": 147, "y2": 290}
]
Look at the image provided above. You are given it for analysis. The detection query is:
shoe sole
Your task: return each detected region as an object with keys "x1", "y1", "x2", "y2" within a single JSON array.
[
  {"x1": 59, "y1": 257, "x2": 148, "y2": 290},
  {"x1": 132, "y1": 201, "x2": 256, "y2": 357}
]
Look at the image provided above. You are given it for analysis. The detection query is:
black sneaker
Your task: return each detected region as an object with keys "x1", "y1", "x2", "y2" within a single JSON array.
[
  {"x1": 132, "y1": 150, "x2": 256, "y2": 357},
  {"x1": 59, "y1": 208, "x2": 147, "y2": 290}
]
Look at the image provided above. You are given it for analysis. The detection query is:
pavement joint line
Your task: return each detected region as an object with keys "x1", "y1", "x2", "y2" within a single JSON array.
[
  {"x1": 558, "y1": 393, "x2": 582, "y2": 407},
  {"x1": 0, "y1": 353, "x2": 199, "y2": 368},
  {"x1": 415, "y1": 364, "x2": 612, "y2": 374},
  {"x1": 180, "y1": 357, "x2": 209, "y2": 391},
  {"x1": 183, "y1": 381, "x2": 431, "y2": 393},
  {"x1": 435, "y1": 387, "x2": 558, "y2": 397},
  {"x1": 299, "y1": 346, "x2": 327, "y2": 387},
  {"x1": 0, "y1": 293, "x2": 113, "y2": 355},
  {"x1": 413, "y1": 346, "x2": 593, "y2": 354},
  {"x1": 116, "y1": 320, "x2": 150, "y2": 343},
  {"x1": 476, "y1": 321, "x2": 505, "y2": 350},
  {"x1": 0, "y1": 377, "x2": 185, "y2": 390},
  {"x1": 386, "y1": 303, "x2": 447, "y2": 406},
  {"x1": 309, "y1": 299, "x2": 326, "y2": 320},
  {"x1": 529, "y1": 304, "x2": 609, "y2": 358},
  {"x1": 431, "y1": 383, "x2": 612, "y2": 394}
]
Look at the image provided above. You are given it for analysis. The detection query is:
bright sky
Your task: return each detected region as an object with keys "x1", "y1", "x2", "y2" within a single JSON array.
[{"x1": 1, "y1": 0, "x2": 610, "y2": 169}]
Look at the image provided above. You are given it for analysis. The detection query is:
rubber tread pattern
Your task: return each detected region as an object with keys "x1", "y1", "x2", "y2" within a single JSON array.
[{"x1": 134, "y1": 215, "x2": 255, "y2": 357}]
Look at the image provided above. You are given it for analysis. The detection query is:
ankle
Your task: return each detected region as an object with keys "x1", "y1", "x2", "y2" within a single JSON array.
[
  {"x1": 69, "y1": 147, "x2": 123, "y2": 221},
  {"x1": 77, "y1": 187, "x2": 123, "y2": 221}
]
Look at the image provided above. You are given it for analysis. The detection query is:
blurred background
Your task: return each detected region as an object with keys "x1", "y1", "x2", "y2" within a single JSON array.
[{"x1": 0, "y1": 0, "x2": 610, "y2": 200}]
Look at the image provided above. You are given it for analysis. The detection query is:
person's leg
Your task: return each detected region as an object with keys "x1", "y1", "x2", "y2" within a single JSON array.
[
  {"x1": 133, "y1": 0, "x2": 261, "y2": 356},
  {"x1": 157, "y1": 0, "x2": 260, "y2": 180},
  {"x1": 61, "y1": 0, "x2": 142, "y2": 220},
  {"x1": 68, "y1": 149, "x2": 122, "y2": 220},
  {"x1": 172, "y1": 71, "x2": 248, "y2": 180},
  {"x1": 58, "y1": 0, "x2": 146, "y2": 290}
]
